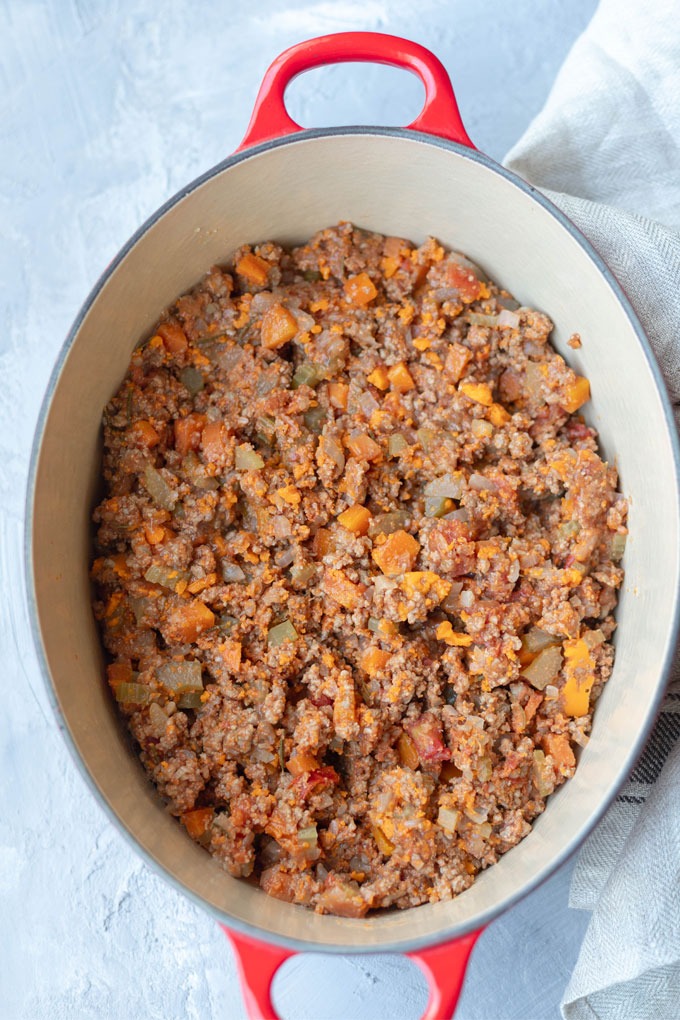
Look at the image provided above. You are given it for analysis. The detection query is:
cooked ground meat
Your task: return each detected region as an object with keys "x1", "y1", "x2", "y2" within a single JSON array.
[{"x1": 91, "y1": 222, "x2": 627, "y2": 916}]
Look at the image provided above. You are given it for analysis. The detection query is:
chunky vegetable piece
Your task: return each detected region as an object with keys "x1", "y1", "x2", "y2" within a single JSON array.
[{"x1": 93, "y1": 222, "x2": 625, "y2": 920}]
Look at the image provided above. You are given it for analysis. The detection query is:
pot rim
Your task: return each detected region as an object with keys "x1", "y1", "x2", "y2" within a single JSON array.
[{"x1": 24, "y1": 124, "x2": 680, "y2": 954}]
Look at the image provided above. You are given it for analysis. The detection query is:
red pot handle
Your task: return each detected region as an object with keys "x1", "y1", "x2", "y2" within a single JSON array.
[
  {"x1": 223, "y1": 925, "x2": 483, "y2": 1020},
  {"x1": 238, "y1": 32, "x2": 474, "y2": 151}
]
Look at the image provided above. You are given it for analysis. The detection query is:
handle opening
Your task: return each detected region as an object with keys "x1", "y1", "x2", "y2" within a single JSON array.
[{"x1": 238, "y1": 32, "x2": 474, "y2": 151}]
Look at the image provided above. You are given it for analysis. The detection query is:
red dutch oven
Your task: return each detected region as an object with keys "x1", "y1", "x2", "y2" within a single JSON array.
[{"x1": 27, "y1": 32, "x2": 680, "y2": 1020}]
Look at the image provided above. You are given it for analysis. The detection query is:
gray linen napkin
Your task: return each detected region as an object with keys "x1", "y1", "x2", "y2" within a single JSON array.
[{"x1": 504, "y1": 0, "x2": 680, "y2": 1016}]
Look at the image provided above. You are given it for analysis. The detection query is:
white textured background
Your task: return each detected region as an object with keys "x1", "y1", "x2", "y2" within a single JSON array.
[{"x1": 1, "y1": 2, "x2": 599, "y2": 1017}]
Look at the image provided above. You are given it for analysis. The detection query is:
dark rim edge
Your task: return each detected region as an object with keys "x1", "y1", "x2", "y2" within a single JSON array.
[{"x1": 24, "y1": 124, "x2": 680, "y2": 955}]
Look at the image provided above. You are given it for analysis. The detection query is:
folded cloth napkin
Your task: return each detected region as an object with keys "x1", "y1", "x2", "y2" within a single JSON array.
[{"x1": 505, "y1": 1, "x2": 680, "y2": 1016}]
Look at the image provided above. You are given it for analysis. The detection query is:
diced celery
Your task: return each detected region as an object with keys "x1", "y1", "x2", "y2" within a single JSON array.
[
  {"x1": 368, "y1": 511, "x2": 410, "y2": 538},
  {"x1": 303, "y1": 270, "x2": 322, "y2": 282},
  {"x1": 611, "y1": 533, "x2": 627, "y2": 561},
  {"x1": 416, "y1": 428, "x2": 438, "y2": 452},
  {"x1": 114, "y1": 683, "x2": 150, "y2": 705},
  {"x1": 559, "y1": 521, "x2": 581, "y2": 539},
  {"x1": 292, "y1": 362, "x2": 323, "y2": 389},
  {"x1": 157, "y1": 660, "x2": 203, "y2": 694},
  {"x1": 466, "y1": 313, "x2": 498, "y2": 327},
  {"x1": 144, "y1": 464, "x2": 178, "y2": 510},
  {"x1": 298, "y1": 824, "x2": 318, "y2": 845},
  {"x1": 179, "y1": 366, "x2": 205, "y2": 396},
  {"x1": 256, "y1": 415, "x2": 276, "y2": 443},
  {"x1": 177, "y1": 691, "x2": 204, "y2": 709},
  {"x1": 267, "y1": 619, "x2": 298, "y2": 645},
  {"x1": 304, "y1": 405, "x2": 327, "y2": 433},
  {"x1": 144, "y1": 563, "x2": 189, "y2": 590},
  {"x1": 235, "y1": 444, "x2": 264, "y2": 470}
]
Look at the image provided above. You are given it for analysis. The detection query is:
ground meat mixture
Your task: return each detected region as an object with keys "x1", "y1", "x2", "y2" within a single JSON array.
[{"x1": 91, "y1": 223, "x2": 627, "y2": 916}]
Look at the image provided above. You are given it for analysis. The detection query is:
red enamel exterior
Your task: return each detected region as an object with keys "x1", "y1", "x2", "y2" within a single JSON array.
[
  {"x1": 226, "y1": 31, "x2": 482, "y2": 1019},
  {"x1": 238, "y1": 31, "x2": 475, "y2": 151}
]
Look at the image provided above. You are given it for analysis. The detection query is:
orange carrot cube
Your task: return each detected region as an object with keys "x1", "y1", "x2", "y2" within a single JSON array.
[
  {"x1": 323, "y1": 568, "x2": 364, "y2": 610},
  {"x1": 157, "y1": 321, "x2": 188, "y2": 353},
  {"x1": 387, "y1": 361, "x2": 415, "y2": 393},
  {"x1": 337, "y1": 504, "x2": 372, "y2": 536},
  {"x1": 181, "y1": 807, "x2": 214, "y2": 840},
  {"x1": 371, "y1": 530, "x2": 420, "y2": 576},
  {"x1": 562, "y1": 376, "x2": 590, "y2": 413},
  {"x1": 261, "y1": 303, "x2": 298, "y2": 349},
  {"x1": 328, "y1": 382, "x2": 349, "y2": 410},
  {"x1": 344, "y1": 272, "x2": 378, "y2": 306},
  {"x1": 174, "y1": 413, "x2": 207, "y2": 455},
  {"x1": 346, "y1": 432, "x2": 382, "y2": 462},
  {"x1": 236, "y1": 253, "x2": 270, "y2": 287},
  {"x1": 360, "y1": 646, "x2": 391, "y2": 676},
  {"x1": 367, "y1": 366, "x2": 390, "y2": 390}
]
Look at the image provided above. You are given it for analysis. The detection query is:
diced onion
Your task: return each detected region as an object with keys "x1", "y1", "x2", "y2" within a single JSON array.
[
  {"x1": 497, "y1": 309, "x2": 520, "y2": 329},
  {"x1": 157, "y1": 660, "x2": 203, "y2": 694},
  {"x1": 437, "y1": 807, "x2": 461, "y2": 833},
  {"x1": 268, "y1": 619, "x2": 298, "y2": 645}
]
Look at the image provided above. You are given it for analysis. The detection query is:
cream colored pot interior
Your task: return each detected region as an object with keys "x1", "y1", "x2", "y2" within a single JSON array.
[{"x1": 30, "y1": 132, "x2": 680, "y2": 951}]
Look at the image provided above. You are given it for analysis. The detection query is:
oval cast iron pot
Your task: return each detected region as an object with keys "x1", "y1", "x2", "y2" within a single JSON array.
[{"x1": 26, "y1": 32, "x2": 680, "y2": 1020}]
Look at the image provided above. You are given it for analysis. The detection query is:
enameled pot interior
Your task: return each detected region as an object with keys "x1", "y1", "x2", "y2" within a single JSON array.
[{"x1": 30, "y1": 131, "x2": 680, "y2": 951}]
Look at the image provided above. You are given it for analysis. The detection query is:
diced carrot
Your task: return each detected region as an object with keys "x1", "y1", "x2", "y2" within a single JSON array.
[
  {"x1": 328, "y1": 382, "x2": 349, "y2": 410},
  {"x1": 236, "y1": 252, "x2": 270, "y2": 287},
  {"x1": 157, "y1": 321, "x2": 188, "y2": 353},
  {"x1": 107, "y1": 662, "x2": 132, "y2": 688},
  {"x1": 344, "y1": 272, "x2": 378, "y2": 306},
  {"x1": 387, "y1": 361, "x2": 415, "y2": 393},
  {"x1": 541, "y1": 733, "x2": 576, "y2": 774},
  {"x1": 181, "y1": 807, "x2": 214, "y2": 840},
  {"x1": 201, "y1": 421, "x2": 227, "y2": 463},
  {"x1": 400, "y1": 571, "x2": 451, "y2": 602},
  {"x1": 372, "y1": 824, "x2": 395, "y2": 856},
  {"x1": 219, "y1": 638, "x2": 242, "y2": 672},
  {"x1": 561, "y1": 376, "x2": 590, "y2": 413},
  {"x1": 129, "y1": 419, "x2": 160, "y2": 448},
  {"x1": 261, "y1": 303, "x2": 298, "y2": 349},
  {"x1": 360, "y1": 646, "x2": 391, "y2": 676},
  {"x1": 163, "y1": 601, "x2": 215, "y2": 643},
  {"x1": 287, "y1": 751, "x2": 320, "y2": 776},
  {"x1": 323, "y1": 568, "x2": 364, "y2": 610},
  {"x1": 313, "y1": 528, "x2": 334, "y2": 558},
  {"x1": 367, "y1": 366, "x2": 390, "y2": 390},
  {"x1": 346, "y1": 432, "x2": 382, "y2": 462},
  {"x1": 524, "y1": 689, "x2": 543, "y2": 722},
  {"x1": 372, "y1": 530, "x2": 420, "y2": 576},
  {"x1": 459, "y1": 381, "x2": 493, "y2": 406},
  {"x1": 186, "y1": 573, "x2": 218, "y2": 594},
  {"x1": 381, "y1": 391, "x2": 406, "y2": 418},
  {"x1": 381, "y1": 255, "x2": 400, "y2": 279},
  {"x1": 488, "y1": 402, "x2": 510, "y2": 426},
  {"x1": 276, "y1": 484, "x2": 301, "y2": 506},
  {"x1": 397, "y1": 730, "x2": 420, "y2": 770},
  {"x1": 444, "y1": 342, "x2": 472, "y2": 383},
  {"x1": 337, "y1": 504, "x2": 372, "y2": 536},
  {"x1": 436, "y1": 621, "x2": 472, "y2": 646},
  {"x1": 145, "y1": 523, "x2": 167, "y2": 545},
  {"x1": 561, "y1": 637, "x2": 595, "y2": 716},
  {"x1": 174, "y1": 413, "x2": 207, "y2": 455}
]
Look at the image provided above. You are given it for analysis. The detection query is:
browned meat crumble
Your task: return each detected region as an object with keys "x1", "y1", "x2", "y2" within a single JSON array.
[{"x1": 91, "y1": 222, "x2": 627, "y2": 916}]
